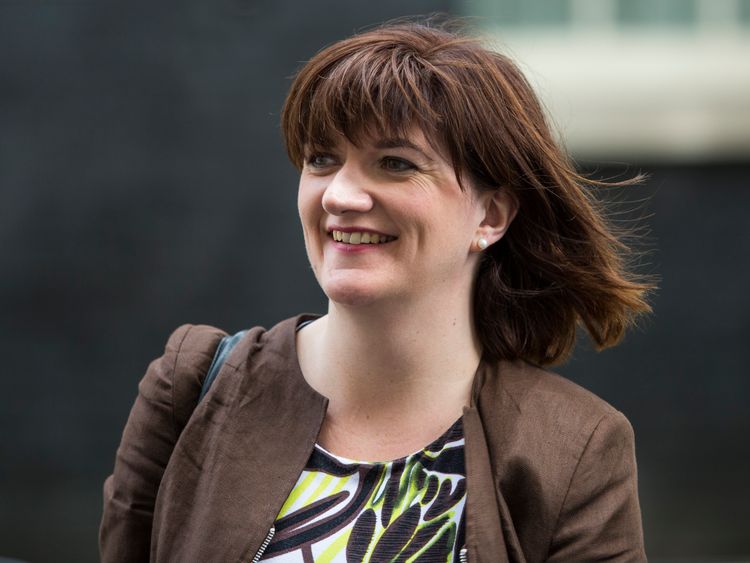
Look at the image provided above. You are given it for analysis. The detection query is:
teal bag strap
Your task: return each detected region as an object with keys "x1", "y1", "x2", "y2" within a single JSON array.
[{"x1": 199, "y1": 330, "x2": 247, "y2": 401}]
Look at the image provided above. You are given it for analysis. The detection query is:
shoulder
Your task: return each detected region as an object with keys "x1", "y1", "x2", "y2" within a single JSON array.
[
  {"x1": 159, "y1": 324, "x2": 228, "y2": 384},
  {"x1": 501, "y1": 362, "x2": 636, "y2": 473},
  {"x1": 163, "y1": 324, "x2": 229, "y2": 370},
  {"x1": 476, "y1": 359, "x2": 636, "y2": 490},
  {"x1": 159, "y1": 314, "x2": 314, "y2": 393},
  {"x1": 138, "y1": 324, "x2": 228, "y2": 432},
  {"x1": 482, "y1": 359, "x2": 627, "y2": 435},
  {"x1": 475, "y1": 361, "x2": 643, "y2": 559},
  {"x1": 164, "y1": 314, "x2": 317, "y2": 408},
  {"x1": 476, "y1": 358, "x2": 638, "y2": 498}
]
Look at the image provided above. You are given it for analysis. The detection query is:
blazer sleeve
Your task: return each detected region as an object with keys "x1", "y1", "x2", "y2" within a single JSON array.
[
  {"x1": 547, "y1": 410, "x2": 647, "y2": 562},
  {"x1": 99, "y1": 324, "x2": 226, "y2": 563}
]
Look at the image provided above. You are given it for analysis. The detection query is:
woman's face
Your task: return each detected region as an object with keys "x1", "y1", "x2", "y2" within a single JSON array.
[{"x1": 297, "y1": 128, "x2": 497, "y2": 308}]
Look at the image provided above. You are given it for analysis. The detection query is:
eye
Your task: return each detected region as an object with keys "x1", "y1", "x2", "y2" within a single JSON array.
[
  {"x1": 305, "y1": 153, "x2": 338, "y2": 169},
  {"x1": 381, "y1": 157, "x2": 418, "y2": 173}
]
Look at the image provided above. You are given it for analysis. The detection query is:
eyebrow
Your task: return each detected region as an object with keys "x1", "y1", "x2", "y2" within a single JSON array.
[{"x1": 373, "y1": 138, "x2": 435, "y2": 162}]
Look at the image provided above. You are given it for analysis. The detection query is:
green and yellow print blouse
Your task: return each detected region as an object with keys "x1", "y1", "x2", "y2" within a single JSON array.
[{"x1": 260, "y1": 418, "x2": 466, "y2": 562}]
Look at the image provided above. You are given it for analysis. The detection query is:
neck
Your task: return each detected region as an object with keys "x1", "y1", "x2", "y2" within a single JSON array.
[
  {"x1": 296, "y1": 278, "x2": 484, "y2": 461},
  {"x1": 300, "y1": 286, "x2": 482, "y2": 422}
]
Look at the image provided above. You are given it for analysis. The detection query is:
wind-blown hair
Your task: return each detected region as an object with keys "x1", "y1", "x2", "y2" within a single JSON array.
[{"x1": 281, "y1": 20, "x2": 654, "y2": 366}]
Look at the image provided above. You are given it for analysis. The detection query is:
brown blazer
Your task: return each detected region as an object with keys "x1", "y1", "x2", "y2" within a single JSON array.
[{"x1": 100, "y1": 314, "x2": 646, "y2": 562}]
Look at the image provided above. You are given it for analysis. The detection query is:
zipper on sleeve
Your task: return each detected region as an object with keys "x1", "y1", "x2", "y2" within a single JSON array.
[
  {"x1": 251, "y1": 527, "x2": 275, "y2": 563},
  {"x1": 459, "y1": 544, "x2": 468, "y2": 563}
]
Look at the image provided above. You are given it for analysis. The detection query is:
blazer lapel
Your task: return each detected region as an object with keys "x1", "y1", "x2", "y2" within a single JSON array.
[
  {"x1": 463, "y1": 405, "x2": 509, "y2": 562},
  {"x1": 465, "y1": 361, "x2": 528, "y2": 563}
]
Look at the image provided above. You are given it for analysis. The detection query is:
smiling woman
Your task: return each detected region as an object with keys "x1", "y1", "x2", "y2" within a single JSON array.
[{"x1": 101, "y1": 19, "x2": 654, "y2": 563}]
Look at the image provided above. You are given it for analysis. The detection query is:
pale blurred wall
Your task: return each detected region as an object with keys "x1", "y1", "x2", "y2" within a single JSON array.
[
  {"x1": 472, "y1": 0, "x2": 750, "y2": 162},
  {"x1": 1, "y1": 1, "x2": 748, "y2": 561}
]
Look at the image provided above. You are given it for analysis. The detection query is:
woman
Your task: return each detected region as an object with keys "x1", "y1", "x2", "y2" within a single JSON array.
[{"x1": 101, "y1": 21, "x2": 652, "y2": 562}]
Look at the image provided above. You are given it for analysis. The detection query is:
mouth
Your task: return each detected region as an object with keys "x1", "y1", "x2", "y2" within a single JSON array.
[{"x1": 329, "y1": 229, "x2": 398, "y2": 245}]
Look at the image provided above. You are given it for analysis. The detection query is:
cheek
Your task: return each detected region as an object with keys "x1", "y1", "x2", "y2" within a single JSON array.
[
  {"x1": 431, "y1": 194, "x2": 479, "y2": 237},
  {"x1": 296, "y1": 178, "x2": 311, "y2": 215},
  {"x1": 297, "y1": 178, "x2": 323, "y2": 227},
  {"x1": 296, "y1": 184, "x2": 320, "y2": 267}
]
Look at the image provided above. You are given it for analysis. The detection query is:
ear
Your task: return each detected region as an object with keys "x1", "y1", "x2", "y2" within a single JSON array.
[{"x1": 475, "y1": 188, "x2": 518, "y2": 250}]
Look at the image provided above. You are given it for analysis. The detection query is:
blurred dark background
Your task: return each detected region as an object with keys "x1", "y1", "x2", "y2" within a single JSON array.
[{"x1": 1, "y1": 1, "x2": 748, "y2": 561}]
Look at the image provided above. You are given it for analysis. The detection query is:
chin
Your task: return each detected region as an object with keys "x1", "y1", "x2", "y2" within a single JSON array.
[
  {"x1": 324, "y1": 285, "x2": 380, "y2": 308},
  {"x1": 321, "y1": 275, "x2": 391, "y2": 308}
]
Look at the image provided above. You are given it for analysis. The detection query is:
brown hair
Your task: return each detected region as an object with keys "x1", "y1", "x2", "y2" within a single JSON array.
[{"x1": 281, "y1": 20, "x2": 654, "y2": 366}]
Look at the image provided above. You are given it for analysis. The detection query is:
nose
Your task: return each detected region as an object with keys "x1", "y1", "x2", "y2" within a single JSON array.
[{"x1": 321, "y1": 164, "x2": 374, "y2": 216}]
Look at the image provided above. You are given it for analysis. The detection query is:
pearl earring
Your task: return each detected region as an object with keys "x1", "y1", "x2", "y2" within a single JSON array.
[{"x1": 477, "y1": 237, "x2": 489, "y2": 250}]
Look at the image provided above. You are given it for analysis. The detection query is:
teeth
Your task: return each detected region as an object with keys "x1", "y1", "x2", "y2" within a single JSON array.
[{"x1": 331, "y1": 230, "x2": 394, "y2": 244}]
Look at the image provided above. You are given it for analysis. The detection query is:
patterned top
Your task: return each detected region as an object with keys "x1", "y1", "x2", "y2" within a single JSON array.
[{"x1": 260, "y1": 418, "x2": 466, "y2": 562}]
